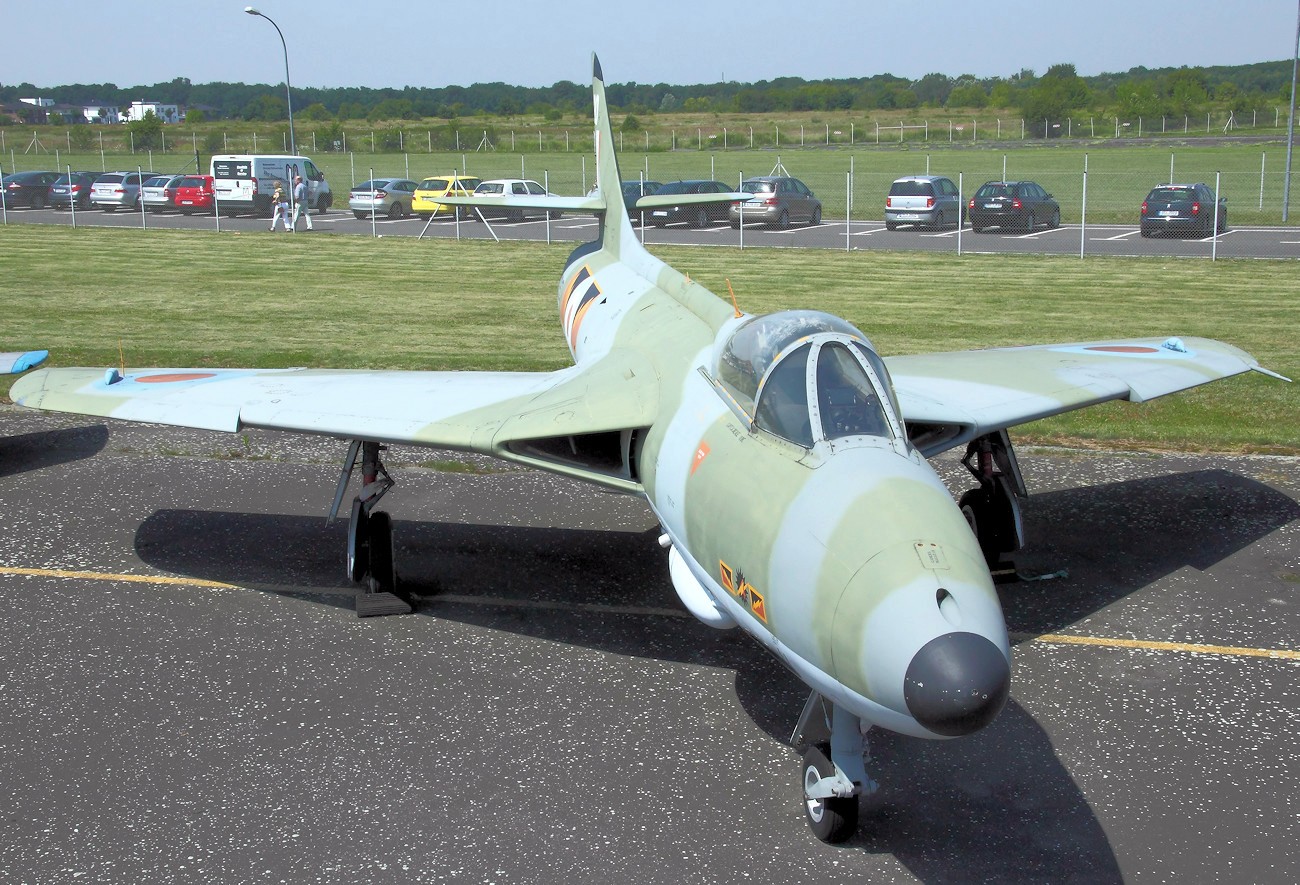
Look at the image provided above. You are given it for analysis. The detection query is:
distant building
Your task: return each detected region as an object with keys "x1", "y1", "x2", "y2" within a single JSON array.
[
  {"x1": 82, "y1": 103, "x2": 121, "y2": 124},
  {"x1": 19, "y1": 97, "x2": 55, "y2": 108},
  {"x1": 123, "y1": 101, "x2": 180, "y2": 124}
]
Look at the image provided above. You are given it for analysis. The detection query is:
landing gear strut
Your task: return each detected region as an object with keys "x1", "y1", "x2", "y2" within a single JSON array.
[
  {"x1": 959, "y1": 430, "x2": 1026, "y2": 569},
  {"x1": 791, "y1": 692, "x2": 879, "y2": 843},
  {"x1": 332, "y1": 440, "x2": 412, "y2": 617}
]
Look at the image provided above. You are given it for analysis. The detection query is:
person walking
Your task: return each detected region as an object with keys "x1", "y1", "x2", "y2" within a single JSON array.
[
  {"x1": 269, "y1": 180, "x2": 290, "y2": 231},
  {"x1": 290, "y1": 175, "x2": 313, "y2": 231}
]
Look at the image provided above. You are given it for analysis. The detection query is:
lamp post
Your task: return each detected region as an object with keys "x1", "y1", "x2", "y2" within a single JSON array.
[{"x1": 244, "y1": 6, "x2": 295, "y2": 153}]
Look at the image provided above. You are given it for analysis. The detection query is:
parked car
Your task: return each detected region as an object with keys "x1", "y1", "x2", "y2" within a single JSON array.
[
  {"x1": 884, "y1": 175, "x2": 960, "y2": 230},
  {"x1": 412, "y1": 174, "x2": 482, "y2": 218},
  {"x1": 48, "y1": 172, "x2": 100, "y2": 210},
  {"x1": 1, "y1": 170, "x2": 61, "y2": 209},
  {"x1": 729, "y1": 176, "x2": 822, "y2": 229},
  {"x1": 466, "y1": 178, "x2": 553, "y2": 221},
  {"x1": 648, "y1": 180, "x2": 734, "y2": 228},
  {"x1": 172, "y1": 175, "x2": 215, "y2": 214},
  {"x1": 1140, "y1": 183, "x2": 1226, "y2": 237},
  {"x1": 141, "y1": 174, "x2": 186, "y2": 212},
  {"x1": 90, "y1": 171, "x2": 148, "y2": 211},
  {"x1": 966, "y1": 180, "x2": 1060, "y2": 232},
  {"x1": 349, "y1": 178, "x2": 418, "y2": 219}
]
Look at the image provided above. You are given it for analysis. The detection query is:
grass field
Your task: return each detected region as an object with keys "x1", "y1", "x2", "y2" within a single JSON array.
[{"x1": 2, "y1": 225, "x2": 1295, "y2": 453}]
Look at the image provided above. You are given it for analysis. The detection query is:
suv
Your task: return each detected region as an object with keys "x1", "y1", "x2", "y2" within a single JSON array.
[
  {"x1": 90, "y1": 171, "x2": 148, "y2": 211},
  {"x1": 729, "y1": 176, "x2": 822, "y2": 229},
  {"x1": 884, "y1": 175, "x2": 959, "y2": 230},
  {"x1": 1140, "y1": 183, "x2": 1226, "y2": 238}
]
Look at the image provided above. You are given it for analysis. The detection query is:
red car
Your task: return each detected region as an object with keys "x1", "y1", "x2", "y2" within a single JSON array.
[{"x1": 171, "y1": 174, "x2": 216, "y2": 214}]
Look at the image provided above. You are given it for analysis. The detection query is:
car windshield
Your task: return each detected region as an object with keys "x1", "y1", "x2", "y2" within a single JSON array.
[
  {"x1": 889, "y1": 180, "x2": 935, "y2": 196},
  {"x1": 741, "y1": 181, "x2": 776, "y2": 194},
  {"x1": 420, "y1": 179, "x2": 451, "y2": 190},
  {"x1": 1148, "y1": 187, "x2": 1194, "y2": 200},
  {"x1": 476, "y1": 182, "x2": 505, "y2": 194},
  {"x1": 655, "y1": 181, "x2": 700, "y2": 196},
  {"x1": 144, "y1": 177, "x2": 169, "y2": 187},
  {"x1": 976, "y1": 184, "x2": 1012, "y2": 198},
  {"x1": 96, "y1": 174, "x2": 124, "y2": 184}
]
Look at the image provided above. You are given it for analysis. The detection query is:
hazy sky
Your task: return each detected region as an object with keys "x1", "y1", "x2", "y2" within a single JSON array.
[{"x1": 3, "y1": 0, "x2": 1297, "y2": 91}]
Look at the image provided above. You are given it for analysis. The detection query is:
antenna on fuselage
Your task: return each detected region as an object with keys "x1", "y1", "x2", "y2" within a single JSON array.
[{"x1": 725, "y1": 279, "x2": 743, "y2": 318}]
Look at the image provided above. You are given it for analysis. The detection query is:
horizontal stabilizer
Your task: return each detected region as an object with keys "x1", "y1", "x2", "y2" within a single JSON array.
[
  {"x1": 0, "y1": 350, "x2": 48, "y2": 375},
  {"x1": 635, "y1": 192, "x2": 753, "y2": 210},
  {"x1": 434, "y1": 193, "x2": 606, "y2": 213}
]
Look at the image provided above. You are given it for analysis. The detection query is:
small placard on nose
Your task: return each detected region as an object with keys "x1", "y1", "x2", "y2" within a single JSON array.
[{"x1": 915, "y1": 542, "x2": 949, "y2": 571}]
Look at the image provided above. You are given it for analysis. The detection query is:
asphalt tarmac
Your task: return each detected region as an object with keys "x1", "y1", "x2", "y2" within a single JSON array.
[{"x1": 1, "y1": 407, "x2": 1297, "y2": 884}]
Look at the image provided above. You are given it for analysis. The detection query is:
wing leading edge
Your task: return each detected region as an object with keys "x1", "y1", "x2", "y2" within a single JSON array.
[
  {"x1": 887, "y1": 336, "x2": 1283, "y2": 457},
  {"x1": 11, "y1": 347, "x2": 660, "y2": 491}
]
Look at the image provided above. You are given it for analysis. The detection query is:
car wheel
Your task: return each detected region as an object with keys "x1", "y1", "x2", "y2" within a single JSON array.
[
  {"x1": 693, "y1": 207, "x2": 709, "y2": 229},
  {"x1": 102, "y1": 206, "x2": 116, "y2": 213},
  {"x1": 775, "y1": 209, "x2": 790, "y2": 230},
  {"x1": 387, "y1": 202, "x2": 401, "y2": 218},
  {"x1": 885, "y1": 221, "x2": 898, "y2": 231},
  {"x1": 809, "y1": 205, "x2": 822, "y2": 226},
  {"x1": 353, "y1": 211, "x2": 366, "y2": 220},
  {"x1": 30, "y1": 193, "x2": 46, "y2": 210},
  {"x1": 1024, "y1": 211, "x2": 1036, "y2": 232},
  {"x1": 1140, "y1": 226, "x2": 1152, "y2": 238},
  {"x1": 933, "y1": 211, "x2": 945, "y2": 230},
  {"x1": 971, "y1": 224, "x2": 984, "y2": 233},
  {"x1": 1217, "y1": 212, "x2": 1227, "y2": 234},
  {"x1": 316, "y1": 195, "x2": 331, "y2": 214},
  {"x1": 1049, "y1": 208, "x2": 1061, "y2": 228}
]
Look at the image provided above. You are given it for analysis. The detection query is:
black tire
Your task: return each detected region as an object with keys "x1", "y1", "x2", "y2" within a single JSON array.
[
  {"x1": 959, "y1": 488, "x2": 1005, "y2": 568},
  {"x1": 885, "y1": 221, "x2": 897, "y2": 231},
  {"x1": 30, "y1": 193, "x2": 46, "y2": 210},
  {"x1": 366, "y1": 510, "x2": 396, "y2": 594},
  {"x1": 971, "y1": 224, "x2": 984, "y2": 233},
  {"x1": 729, "y1": 220, "x2": 740, "y2": 229},
  {"x1": 353, "y1": 211, "x2": 367, "y2": 220},
  {"x1": 809, "y1": 205, "x2": 822, "y2": 226},
  {"x1": 1024, "y1": 212, "x2": 1036, "y2": 232},
  {"x1": 1140, "y1": 226, "x2": 1153, "y2": 238},
  {"x1": 932, "y1": 211, "x2": 945, "y2": 230},
  {"x1": 775, "y1": 209, "x2": 790, "y2": 230},
  {"x1": 346, "y1": 498, "x2": 370, "y2": 583},
  {"x1": 1217, "y1": 212, "x2": 1227, "y2": 234},
  {"x1": 653, "y1": 219, "x2": 665, "y2": 228},
  {"x1": 316, "y1": 194, "x2": 331, "y2": 214},
  {"x1": 102, "y1": 205, "x2": 116, "y2": 213},
  {"x1": 1049, "y1": 208, "x2": 1061, "y2": 228},
  {"x1": 387, "y1": 202, "x2": 401, "y2": 219},
  {"x1": 693, "y1": 207, "x2": 709, "y2": 229},
  {"x1": 802, "y1": 744, "x2": 858, "y2": 844}
]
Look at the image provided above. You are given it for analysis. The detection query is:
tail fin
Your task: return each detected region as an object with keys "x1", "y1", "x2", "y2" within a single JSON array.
[{"x1": 591, "y1": 54, "x2": 639, "y2": 258}]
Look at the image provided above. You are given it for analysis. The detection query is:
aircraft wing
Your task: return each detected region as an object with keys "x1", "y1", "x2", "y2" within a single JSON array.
[
  {"x1": 435, "y1": 193, "x2": 607, "y2": 213},
  {"x1": 10, "y1": 349, "x2": 660, "y2": 486},
  {"x1": 886, "y1": 336, "x2": 1284, "y2": 458},
  {"x1": 1, "y1": 350, "x2": 48, "y2": 374}
]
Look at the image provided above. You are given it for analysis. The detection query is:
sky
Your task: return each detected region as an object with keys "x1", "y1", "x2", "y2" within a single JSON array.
[{"x1": 2, "y1": 0, "x2": 1297, "y2": 92}]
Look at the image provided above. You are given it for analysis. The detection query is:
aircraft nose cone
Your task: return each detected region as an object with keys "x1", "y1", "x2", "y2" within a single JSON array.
[{"x1": 904, "y1": 632, "x2": 1010, "y2": 736}]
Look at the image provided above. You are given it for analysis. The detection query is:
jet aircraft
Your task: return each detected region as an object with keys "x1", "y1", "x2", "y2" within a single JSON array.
[{"x1": 10, "y1": 58, "x2": 1286, "y2": 842}]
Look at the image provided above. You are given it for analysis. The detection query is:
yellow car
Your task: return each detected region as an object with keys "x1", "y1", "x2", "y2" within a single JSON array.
[{"x1": 411, "y1": 174, "x2": 482, "y2": 218}]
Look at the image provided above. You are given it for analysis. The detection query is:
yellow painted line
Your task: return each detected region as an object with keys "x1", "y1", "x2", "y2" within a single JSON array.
[
  {"x1": 0, "y1": 566, "x2": 238, "y2": 590},
  {"x1": 1020, "y1": 632, "x2": 1300, "y2": 661},
  {"x1": 2, "y1": 566, "x2": 1297, "y2": 660}
]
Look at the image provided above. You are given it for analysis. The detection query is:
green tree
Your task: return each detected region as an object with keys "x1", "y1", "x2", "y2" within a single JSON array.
[
  {"x1": 946, "y1": 84, "x2": 988, "y2": 108},
  {"x1": 620, "y1": 114, "x2": 642, "y2": 132},
  {"x1": 127, "y1": 110, "x2": 163, "y2": 149},
  {"x1": 299, "y1": 102, "x2": 332, "y2": 122},
  {"x1": 69, "y1": 126, "x2": 94, "y2": 150},
  {"x1": 186, "y1": 108, "x2": 207, "y2": 124}
]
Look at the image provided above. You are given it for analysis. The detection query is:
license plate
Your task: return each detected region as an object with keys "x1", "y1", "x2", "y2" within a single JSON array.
[
  {"x1": 179, "y1": 200, "x2": 193, "y2": 205},
  {"x1": 653, "y1": 210, "x2": 668, "y2": 217},
  {"x1": 1159, "y1": 210, "x2": 1180, "y2": 217},
  {"x1": 984, "y1": 203, "x2": 999, "y2": 209},
  {"x1": 896, "y1": 214, "x2": 920, "y2": 221}
]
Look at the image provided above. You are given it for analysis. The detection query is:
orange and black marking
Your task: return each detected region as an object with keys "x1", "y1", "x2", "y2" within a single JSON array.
[
  {"x1": 561, "y1": 264, "x2": 602, "y2": 351},
  {"x1": 718, "y1": 560, "x2": 768, "y2": 623}
]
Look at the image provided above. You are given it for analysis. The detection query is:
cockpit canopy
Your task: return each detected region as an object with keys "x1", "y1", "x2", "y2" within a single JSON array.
[{"x1": 713, "y1": 310, "x2": 903, "y2": 449}]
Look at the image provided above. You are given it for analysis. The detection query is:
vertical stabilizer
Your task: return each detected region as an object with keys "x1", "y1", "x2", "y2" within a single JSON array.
[{"x1": 591, "y1": 54, "x2": 638, "y2": 258}]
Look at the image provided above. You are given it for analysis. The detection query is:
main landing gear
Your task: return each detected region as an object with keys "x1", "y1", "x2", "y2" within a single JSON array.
[
  {"x1": 332, "y1": 440, "x2": 412, "y2": 617},
  {"x1": 958, "y1": 430, "x2": 1027, "y2": 570},
  {"x1": 791, "y1": 692, "x2": 880, "y2": 843}
]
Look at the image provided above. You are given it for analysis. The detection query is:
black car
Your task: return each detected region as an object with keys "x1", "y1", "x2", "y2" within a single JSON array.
[
  {"x1": 648, "y1": 179, "x2": 733, "y2": 228},
  {"x1": 622, "y1": 179, "x2": 661, "y2": 221},
  {"x1": 48, "y1": 172, "x2": 101, "y2": 210},
  {"x1": 1140, "y1": 183, "x2": 1226, "y2": 237},
  {"x1": 1, "y1": 170, "x2": 61, "y2": 209},
  {"x1": 966, "y1": 180, "x2": 1060, "y2": 232}
]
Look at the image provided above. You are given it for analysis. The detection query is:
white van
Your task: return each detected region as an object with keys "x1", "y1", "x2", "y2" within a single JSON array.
[{"x1": 210, "y1": 154, "x2": 332, "y2": 217}]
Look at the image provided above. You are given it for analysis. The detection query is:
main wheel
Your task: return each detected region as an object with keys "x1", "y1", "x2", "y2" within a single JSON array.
[
  {"x1": 366, "y1": 510, "x2": 396, "y2": 594},
  {"x1": 802, "y1": 744, "x2": 858, "y2": 843},
  {"x1": 346, "y1": 498, "x2": 370, "y2": 583},
  {"x1": 959, "y1": 488, "x2": 1008, "y2": 568}
]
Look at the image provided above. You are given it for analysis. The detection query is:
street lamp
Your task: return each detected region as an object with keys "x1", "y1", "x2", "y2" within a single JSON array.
[{"x1": 244, "y1": 6, "x2": 295, "y2": 153}]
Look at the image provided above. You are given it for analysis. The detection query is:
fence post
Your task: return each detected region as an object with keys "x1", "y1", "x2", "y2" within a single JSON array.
[
  {"x1": 1080, "y1": 154, "x2": 1088, "y2": 260},
  {"x1": 1212, "y1": 171, "x2": 1221, "y2": 262}
]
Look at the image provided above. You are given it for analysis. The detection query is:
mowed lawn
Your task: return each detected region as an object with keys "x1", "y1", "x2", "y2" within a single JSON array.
[{"x1": 2, "y1": 225, "x2": 1295, "y2": 453}]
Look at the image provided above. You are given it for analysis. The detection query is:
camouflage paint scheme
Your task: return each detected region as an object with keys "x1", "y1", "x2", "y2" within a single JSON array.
[{"x1": 11, "y1": 59, "x2": 1277, "y2": 761}]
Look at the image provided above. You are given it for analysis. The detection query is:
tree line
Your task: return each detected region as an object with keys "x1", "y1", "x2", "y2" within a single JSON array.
[{"x1": 2, "y1": 59, "x2": 1294, "y2": 127}]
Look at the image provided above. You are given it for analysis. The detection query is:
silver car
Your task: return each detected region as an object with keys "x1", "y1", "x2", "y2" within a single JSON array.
[
  {"x1": 884, "y1": 175, "x2": 960, "y2": 230},
  {"x1": 90, "y1": 171, "x2": 148, "y2": 211},
  {"x1": 349, "y1": 178, "x2": 418, "y2": 219},
  {"x1": 729, "y1": 176, "x2": 822, "y2": 229},
  {"x1": 140, "y1": 174, "x2": 186, "y2": 213}
]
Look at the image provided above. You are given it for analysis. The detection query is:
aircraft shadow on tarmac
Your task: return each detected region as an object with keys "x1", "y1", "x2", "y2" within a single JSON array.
[
  {"x1": 135, "y1": 507, "x2": 1123, "y2": 876},
  {"x1": 0, "y1": 423, "x2": 109, "y2": 479},
  {"x1": 1001, "y1": 468, "x2": 1300, "y2": 637}
]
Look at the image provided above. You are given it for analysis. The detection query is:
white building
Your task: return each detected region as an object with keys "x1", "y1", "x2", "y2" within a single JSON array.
[
  {"x1": 20, "y1": 97, "x2": 55, "y2": 107},
  {"x1": 82, "y1": 104, "x2": 121, "y2": 124},
  {"x1": 123, "y1": 101, "x2": 180, "y2": 124}
]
